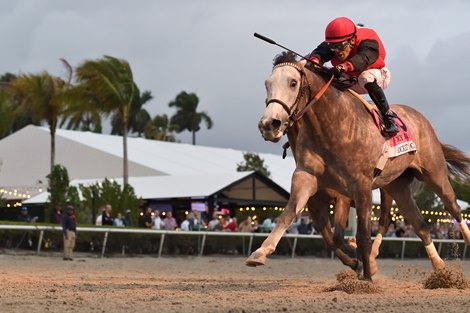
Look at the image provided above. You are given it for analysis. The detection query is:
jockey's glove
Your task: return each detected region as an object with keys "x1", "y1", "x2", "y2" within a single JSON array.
[
  {"x1": 328, "y1": 65, "x2": 344, "y2": 78},
  {"x1": 328, "y1": 62, "x2": 353, "y2": 79}
]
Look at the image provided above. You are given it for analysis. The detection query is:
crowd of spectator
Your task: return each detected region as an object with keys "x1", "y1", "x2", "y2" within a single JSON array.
[{"x1": 14, "y1": 203, "x2": 467, "y2": 241}]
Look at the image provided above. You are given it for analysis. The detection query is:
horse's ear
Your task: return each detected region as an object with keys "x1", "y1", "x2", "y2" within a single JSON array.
[{"x1": 299, "y1": 60, "x2": 307, "y2": 67}]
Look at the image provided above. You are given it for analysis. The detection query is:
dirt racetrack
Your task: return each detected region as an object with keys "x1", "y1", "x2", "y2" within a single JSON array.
[{"x1": 1, "y1": 252, "x2": 469, "y2": 313}]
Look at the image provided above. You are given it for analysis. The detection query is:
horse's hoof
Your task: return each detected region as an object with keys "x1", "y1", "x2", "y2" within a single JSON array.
[
  {"x1": 354, "y1": 259, "x2": 363, "y2": 276},
  {"x1": 245, "y1": 251, "x2": 267, "y2": 267},
  {"x1": 432, "y1": 259, "x2": 445, "y2": 271}
]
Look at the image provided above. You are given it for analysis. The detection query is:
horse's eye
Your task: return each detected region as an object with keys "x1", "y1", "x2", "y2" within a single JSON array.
[{"x1": 290, "y1": 80, "x2": 297, "y2": 88}]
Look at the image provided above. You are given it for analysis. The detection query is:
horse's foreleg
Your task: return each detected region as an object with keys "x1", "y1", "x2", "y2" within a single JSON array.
[
  {"x1": 245, "y1": 171, "x2": 318, "y2": 267},
  {"x1": 353, "y1": 183, "x2": 373, "y2": 281}
]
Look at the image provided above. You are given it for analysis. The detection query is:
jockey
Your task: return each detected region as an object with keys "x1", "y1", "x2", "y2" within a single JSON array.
[{"x1": 308, "y1": 17, "x2": 399, "y2": 135}]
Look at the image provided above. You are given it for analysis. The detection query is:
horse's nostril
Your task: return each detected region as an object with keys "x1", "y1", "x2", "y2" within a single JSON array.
[{"x1": 271, "y1": 119, "x2": 281, "y2": 129}]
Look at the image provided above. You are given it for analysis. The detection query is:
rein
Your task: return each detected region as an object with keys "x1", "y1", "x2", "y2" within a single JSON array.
[{"x1": 265, "y1": 62, "x2": 334, "y2": 129}]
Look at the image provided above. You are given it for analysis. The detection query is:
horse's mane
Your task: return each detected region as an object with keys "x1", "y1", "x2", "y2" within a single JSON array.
[
  {"x1": 272, "y1": 51, "x2": 356, "y2": 91},
  {"x1": 273, "y1": 51, "x2": 298, "y2": 66}
]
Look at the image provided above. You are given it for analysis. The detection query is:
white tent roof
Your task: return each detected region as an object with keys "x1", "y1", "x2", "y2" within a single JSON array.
[{"x1": 0, "y1": 125, "x2": 295, "y2": 194}]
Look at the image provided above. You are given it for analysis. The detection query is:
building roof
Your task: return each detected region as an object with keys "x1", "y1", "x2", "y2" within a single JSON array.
[{"x1": 24, "y1": 171, "x2": 289, "y2": 205}]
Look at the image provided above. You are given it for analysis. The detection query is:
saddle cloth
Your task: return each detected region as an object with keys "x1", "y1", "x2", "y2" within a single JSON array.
[
  {"x1": 347, "y1": 89, "x2": 417, "y2": 158},
  {"x1": 371, "y1": 110, "x2": 417, "y2": 158}
]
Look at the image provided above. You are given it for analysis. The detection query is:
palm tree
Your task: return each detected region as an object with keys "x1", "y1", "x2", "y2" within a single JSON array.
[
  {"x1": 60, "y1": 88, "x2": 103, "y2": 133},
  {"x1": 0, "y1": 88, "x2": 15, "y2": 139},
  {"x1": 110, "y1": 87, "x2": 152, "y2": 137},
  {"x1": 169, "y1": 91, "x2": 213, "y2": 145},
  {"x1": 0, "y1": 73, "x2": 40, "y2": 138},
  {"x1": 9, "y1": 68, "x2": 70, "y2": 171},
  {"x1": 144, "y1": 114, "x2": 176, "y2": 142},
  {"x1": 74, "y1": 55, "x2": 136, "y2": 185}
]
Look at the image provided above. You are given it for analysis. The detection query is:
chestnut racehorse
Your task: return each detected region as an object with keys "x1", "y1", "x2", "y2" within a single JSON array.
[{"x1": 247, "y1": 52, "x2": 470, "y2": 280}]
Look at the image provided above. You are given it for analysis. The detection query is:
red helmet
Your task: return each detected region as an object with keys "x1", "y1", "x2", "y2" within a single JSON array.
[{"x1": 325, "y1": 17, "x2": 356, "y2": 43}]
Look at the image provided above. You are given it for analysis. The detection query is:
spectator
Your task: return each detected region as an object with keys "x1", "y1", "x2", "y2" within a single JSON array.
[
  {"x1": 404, "y1": 224, "x2": 416, "y2": 237},
  {"x1": 208, "y1": 213, "x2": 221, "y2": 231},
  {"x1": 287, "y1": 217, "x2": 301, "y2": 234},
  {"x1": 192, "y1": 211, "x2": 203, "y2": 231},
  {"x1": 162, "y1": 212, "x2": 177, "y2": 230},
  {"x1": 224, "y1": 217, "x2": 238, "y2": 232},
  {"x1": 141, "y1": 207, "x2": 153, "y2": 228},
  {"x1": 272, "y1": 217, "x2": 279, "y2": 229},
  {"x1": 180, "y1": 213, "x2": 193, "y2": 231},
  {"x1": 62, "y1": 206, "x2": 77, "y2": 261},
  {"x1": 219, "y1": 215, "x2": 229, "y2": 231},
  {"x1": 50, "y1": 202, "x2": 62, "y2": 224},
  {"x1": 101, "y1": 204, "x2": 114, "y2": 226},
  {"x1": 297, "y1": 218, "x2": 311, "y2": 234},
  {"x1": 17, "y1": 207, "x2": 38, "y2": 222},
  {"x1": 371, "y1": 220, "x2": 379, "y2": 236},
  {"x1": 260, "y1": 216, "x2": 273, "y2": 233},
  {"x1": 238, "y1": 217, "x2": 254, "y2": 233},
  {"x1": 252, "y1": 220, "x2": 260, "y2": 232},
  {"x1": 113, "y1": 212, "x2": 125, "y2": 227},
  {"x1": 95, "y1": 207, "x2": 105, "y2": 226},
  {"x1": 123, "y1": 209, "x2": 133, "y2": 227},
  {"x1": 395, "y1": 221, "x2": 405, "y2": 237},
  {"x1": 152, "y1": 209, "x2": 163, "y2": 229},
  {"x1": 385, "y1": 223, "x2": 396, "y2": 237}
]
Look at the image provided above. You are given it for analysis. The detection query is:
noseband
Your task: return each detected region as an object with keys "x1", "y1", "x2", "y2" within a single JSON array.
[{"x1": 265, "y1": 62, "x2": 334, "y2": 129}]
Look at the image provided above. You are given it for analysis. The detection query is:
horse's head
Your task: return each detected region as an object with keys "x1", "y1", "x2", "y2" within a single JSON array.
[{"x1": 258, "y1": 52, "x2": 309, "y2": 142}]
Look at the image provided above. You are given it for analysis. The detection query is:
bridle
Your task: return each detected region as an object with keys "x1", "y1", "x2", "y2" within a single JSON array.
[{"x1": 265, "y1": 62, "x2": 334, "y2": 130}]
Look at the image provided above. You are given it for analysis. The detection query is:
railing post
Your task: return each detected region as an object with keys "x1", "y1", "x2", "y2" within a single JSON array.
[
  {"x1": 463, "y1": 244, "x2": 467, "y2": 260},
  {"x1": 247, "y1": 234, "x2": 254, "y2": 255},
  {"x1": 158, "y1": 233, "x2": 165, "y2": 258},
  {"x1": 401, "y1": 240, "x2": 406, "y2": 260},
  {"x1": 437, "y1": 242, "x2": 442, "y2": 255},
  {"x1": 36, "y1": 230, "x2": 44, "y2": 256},
  {"x1": 101, "y1": 231, "x2": 109, "y2": 258},
  {"x1": 291, "y1": 236, "x2": 298, "y2": 259},
  {"x1": 199, "y1": 233, "x2": 206, "y2": 257}
]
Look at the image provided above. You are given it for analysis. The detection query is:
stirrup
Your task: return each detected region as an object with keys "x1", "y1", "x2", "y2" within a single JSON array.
[{"x1": 382, "y1": 120, "x2": 399, "y2": 136}]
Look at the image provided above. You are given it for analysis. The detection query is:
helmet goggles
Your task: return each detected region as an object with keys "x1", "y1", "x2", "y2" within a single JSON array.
[{"x1": 327, "y1": 39, "x2": 352, "y2": 52}]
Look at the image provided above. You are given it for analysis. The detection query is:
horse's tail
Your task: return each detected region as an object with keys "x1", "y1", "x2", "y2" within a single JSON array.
[{"x1": 441, "y1": 143, "x2": 470, "y2": 181}]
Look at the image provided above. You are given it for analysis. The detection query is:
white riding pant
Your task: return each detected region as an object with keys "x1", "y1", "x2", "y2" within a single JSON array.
[{"x1": 350, "y1": 67, "x2": 391, "y2": 95}]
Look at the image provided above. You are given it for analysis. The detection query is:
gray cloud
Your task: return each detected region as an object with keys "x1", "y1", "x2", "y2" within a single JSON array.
[{"x1": 1, "y1": 0, "x2": 469, "y2": 156}]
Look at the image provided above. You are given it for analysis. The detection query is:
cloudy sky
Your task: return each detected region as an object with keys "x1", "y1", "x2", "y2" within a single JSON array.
[{"x1": 1, "y1": 0, "x2": 469, "y2": 156}]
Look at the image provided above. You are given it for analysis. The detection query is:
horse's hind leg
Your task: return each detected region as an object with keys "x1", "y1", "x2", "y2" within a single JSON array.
[
  {"x1": 417, "y1": 170, "x2": 470, "y2": 245},
  {"x1": 384, "y1": 172, "x2": 445, "y2": 270},
  {"x1": 370, "y1": 188, "x2": 393, "y2": 274}
]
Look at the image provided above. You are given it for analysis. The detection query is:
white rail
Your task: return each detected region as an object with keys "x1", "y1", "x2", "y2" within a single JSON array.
[{"x1": 0, "y1": 224, "x2": 467, "y2": 260}]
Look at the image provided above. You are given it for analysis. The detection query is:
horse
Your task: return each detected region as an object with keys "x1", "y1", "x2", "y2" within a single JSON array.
[{"x1": 247, "y1": 51, "x2": 470, "y2": 280}]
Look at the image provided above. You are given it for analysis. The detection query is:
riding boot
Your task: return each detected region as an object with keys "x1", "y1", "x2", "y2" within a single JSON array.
[{"x1": 364, "y1": 81, "x2": 399, "y2": 136}]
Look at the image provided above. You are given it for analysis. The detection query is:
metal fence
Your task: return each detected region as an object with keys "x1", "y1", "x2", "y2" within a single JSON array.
[{"x1": 0, "y1": 224, "x2": 467, "y2": 260}]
